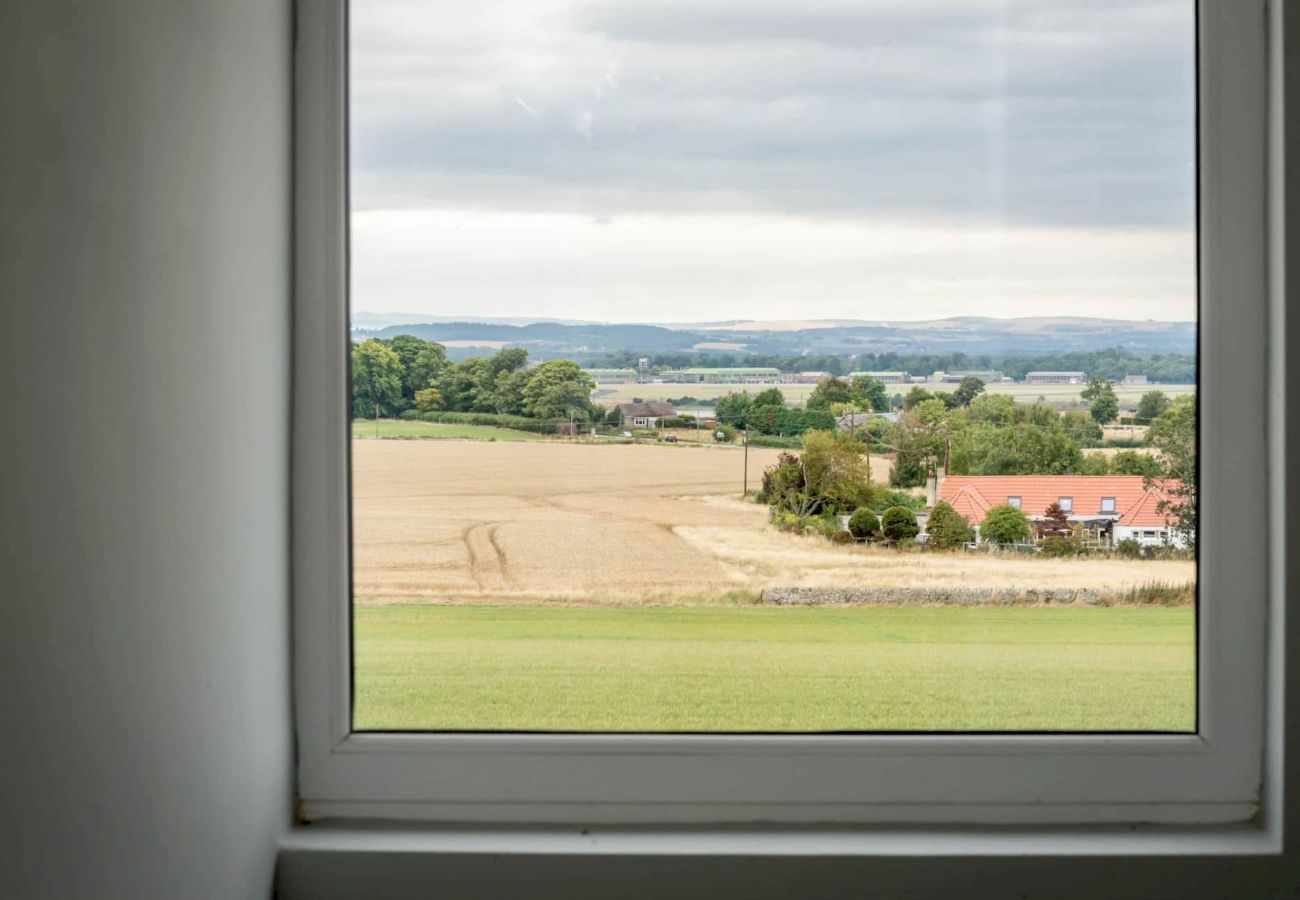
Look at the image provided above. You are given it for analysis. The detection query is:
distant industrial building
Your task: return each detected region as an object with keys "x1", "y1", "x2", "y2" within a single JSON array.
[
  {"x1": 669, "y1": 367, "x2": 784, "y2": 384},
  {"x1": 930, "y1": 370, "x2": 1004, "y2": 384},
  {"x1": 849, "y1": 371, "x2": 911, "y2": 384},
  {"x1": 787, "y1": 371, "x2": 831, "y2": 384},
  {"x1": 1122, "y1": 374, "x2": 1149, "y2": 385},
  {"x1": 1025, "y1": 371, "x2": 1087, "y2": 385},
  {"x1": 584, "y1": 368, "x2": 639, "y2": 384}
]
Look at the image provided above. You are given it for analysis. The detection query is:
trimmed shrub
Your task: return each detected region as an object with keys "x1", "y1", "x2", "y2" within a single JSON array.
[
  {"x1": 829, "y1": 530, "x2": 855, "y2": 544},
  {"x1": 980, "y1": 503, "x2": 1032, "y2": 545},
  {"x1": 1115, "y1": 538, "x2": 1143, "y2": 558},
  {"x1": 1039, "y1": 534, "x2": 1084, "y2": 557},
  {"x1": 925, "y1": 501, "x2": 974, "y2": 550},
  {"x1": 416, "y1": 410, "x2": 567, "y2": 434},
  {"x1": 847, "y1": 507, "x2": 880, "y2": 540},
  {"x1": 880, "y1": 506, "x2": 920, "y2": 542}
]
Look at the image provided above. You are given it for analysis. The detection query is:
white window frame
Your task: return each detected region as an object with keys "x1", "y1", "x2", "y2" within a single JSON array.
[
  {"x1": 291, "y1": 0, "x2": 1287, "y2": 850},
  {"x1": 1101, "y1": 496, "x2": 1117, "y2": 514}
]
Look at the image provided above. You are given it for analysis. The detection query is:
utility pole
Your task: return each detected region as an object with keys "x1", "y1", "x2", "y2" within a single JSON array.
[{"x1": 743, "y1": 425, "x2": 750, "y2": 498}]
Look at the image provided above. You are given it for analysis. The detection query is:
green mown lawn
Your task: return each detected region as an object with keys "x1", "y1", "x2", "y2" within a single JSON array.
[
  {"x1": 353, "y1": 605, "x2": 1195, "y2": 732},
  {"x1": 350, "y1": 419, "x2": 548, "y2": 441}
]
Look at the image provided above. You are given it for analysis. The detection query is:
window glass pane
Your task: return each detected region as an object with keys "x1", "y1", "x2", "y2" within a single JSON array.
[{"x1": 348, "y1": 0, "x2": 1197, "y2": 732}]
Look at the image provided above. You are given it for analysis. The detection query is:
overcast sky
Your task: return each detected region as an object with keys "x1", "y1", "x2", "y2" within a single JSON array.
[{"x1": 349, "y1": 0, "x2": 1196, "y2": 323}]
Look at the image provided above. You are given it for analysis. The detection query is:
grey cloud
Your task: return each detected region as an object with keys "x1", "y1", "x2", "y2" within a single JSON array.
[{"x1": 349, "y1": 0, "x2": 1195, "y2": 227}]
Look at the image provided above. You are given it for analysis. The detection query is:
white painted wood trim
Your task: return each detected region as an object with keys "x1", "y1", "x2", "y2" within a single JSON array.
[{"x1": 291, "y1": 0, "x2": 1282, "y2": 840}]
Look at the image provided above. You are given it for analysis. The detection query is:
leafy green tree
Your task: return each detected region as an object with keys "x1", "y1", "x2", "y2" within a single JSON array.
[
  {"x1": 980, "y1": 503, "x2": 1031, "y2": 545},
  {"x1": 924, "y1": 501, "x2": 973, "y2": 549},
  {"x1": 752, "y1": 387, "x2": 786, "y2": 408},
  {"x1": 762, "y1": 433, "x2": 872, "y2": 516},
  {"x1": 489, "y1": 347, "x2": 529, "y2": 377},
  {"x1": 714, "y1": 391, "x2": 752, "y2": 427},
  {"x1": 484, "y1": 349, "x2": 530, "y2": 414},
  {"x1": 488, "y1": 369, "x2": 526, "y2": 415},
  {"x1": 948, "y1": 422, "x2": 1082, "y2": 476},
  {"x1": 849, "y1": 375, "x2": 889, "y2": 413},
  {"x1": 967, "y1": 393, "x2": 1015, "y2": 425},
  {"x1": 902, "y1": 386, "x2": 935, "y2": 410},
  {"x1": 1110, "y1": 449, "x2": 1164, "y2": 477},
  {"x1": 746, "y1": 403, "x2": 782, "y2": 433},
  {"x1": 350, "y1": 339, "x2": 404, "y2": 419},
  {"x1": 887, "y1": 400, "x2": 951, "y2": 486},
  {"x1": 1136, "y1": 390, "x2": 1170, "y2": 422},
  {"x1": 440, "y1": 357, "x2": 491, "y2": 412},
  {"x1": 413, "y1": 387, "x2": 445, "y2": 412},
  {"x1": 1146, "y1": 395, "x2": 1197, "y2": 548},
  {"x1": 1061, "y1": 409, "x2": 1103, "y2": 446},
  {"x1": 1081, "y1": 377, "x2": 1120, "y2": 426},
  {"x1": 1013, "y1": 403, "x2": 1060, "y2": 427},
  {"x1": 847, "y1": 507, "x2": 880, "y2": 540},
  {"x1": 387, "y1": 335, "x2": 450, "y2": 405},
  {"x1": 1079, "y1": 453, "x2": 1111, "y2": 475},
  {"x1": 807, "y1": 376, "x2": 853, "y2": 410},
  {"x1": 522, "y1": 360, "x2": 596, "y2": 419},
  {"x1": 950, "y1": 376, "x2": 986, "y2": 407},
  {"x1": 387, "y1": 335, "x2": 427, "y2": 406},
  {"x1": 799, "y1": 430, "x2": 873, "y2": 513},
  {"x1": 880, "y1": 506, "x2": 920, "y2": 542},
  {"x1": 761, "y1": 452, "x2": 815, "y2": 516},
  {"x1": 409, "y1": 342, "x2": 451, "y2": 395}
]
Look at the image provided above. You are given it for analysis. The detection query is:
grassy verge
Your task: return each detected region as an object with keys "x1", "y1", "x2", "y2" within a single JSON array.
[
  {"x1": 351, "y1": 419, "x2": 548, "y2": 441},
  {"x1": 354, "y1": 604, "x2": 1194, "y2": 732}
]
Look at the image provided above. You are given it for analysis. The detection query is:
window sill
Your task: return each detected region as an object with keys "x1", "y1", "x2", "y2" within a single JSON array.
[{"x1": 279, "y1": 820, "x2": 1280, "y2": 858}]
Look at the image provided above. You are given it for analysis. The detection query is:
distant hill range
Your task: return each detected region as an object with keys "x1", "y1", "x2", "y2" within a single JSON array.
[{"x1": 351, "y1": 315, "x2": 1196, "y2": 359}]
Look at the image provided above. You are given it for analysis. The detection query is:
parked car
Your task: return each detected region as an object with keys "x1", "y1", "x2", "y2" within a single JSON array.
[
  {"x1": 664, "y1": 434, "x2": 679, "y2": 443},
  {"x1": 621, "y1": 430, "x2": 633, "y2": 438}
]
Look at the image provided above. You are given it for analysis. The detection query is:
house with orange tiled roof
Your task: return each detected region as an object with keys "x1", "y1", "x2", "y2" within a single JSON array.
[{"x1": 935, "y1": 475, "x2": 1186, "y2": 548}]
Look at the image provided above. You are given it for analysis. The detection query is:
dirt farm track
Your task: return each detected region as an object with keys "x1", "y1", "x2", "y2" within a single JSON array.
[{"x1": 351, "y1": 439, "x2": 1195, "y2": 605}]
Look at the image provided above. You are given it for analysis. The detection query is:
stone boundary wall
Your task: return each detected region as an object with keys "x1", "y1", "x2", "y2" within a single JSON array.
[{"x1": 760, "y1": 586, "x2": 1104, "y2": 606}]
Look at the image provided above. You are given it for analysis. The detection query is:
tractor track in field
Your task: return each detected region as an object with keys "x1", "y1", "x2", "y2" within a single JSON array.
[{"x1": 463, "y1": 522, "x2": 510, "y2": 590}]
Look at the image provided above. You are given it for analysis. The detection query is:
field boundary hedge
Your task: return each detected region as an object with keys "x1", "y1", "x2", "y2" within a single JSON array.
[{"x1": 397, "y1": 410, "x2": 570, "y2": 434}]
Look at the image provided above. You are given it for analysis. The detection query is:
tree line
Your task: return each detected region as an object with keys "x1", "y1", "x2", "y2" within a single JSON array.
[
  {"x1": 351, "y1": 337, "x2": 602, "y2": 423},
  {"x1": 580, "y1": 347, "x2": 1195, "y2": 383}
]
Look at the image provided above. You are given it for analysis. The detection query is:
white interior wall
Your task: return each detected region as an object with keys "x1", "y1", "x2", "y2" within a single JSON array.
[{"x1": 0, "y1": 2, "x2": 293, "y2": 898}]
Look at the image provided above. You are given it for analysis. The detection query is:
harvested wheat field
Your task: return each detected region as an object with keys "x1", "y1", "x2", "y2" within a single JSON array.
[{"x1": 351, "y1": 439, "x2": 1195, "y2": 605}]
